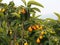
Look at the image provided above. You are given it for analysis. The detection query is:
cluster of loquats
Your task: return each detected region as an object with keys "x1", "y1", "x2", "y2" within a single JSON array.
[
  {"x1": 36, "y1": 31, "x2": 45, "y2": 43},
  {"x1": 28, "y1": 24, "x2": 43, "y2": 32},
  {"x1": 17, "y1": 8, "x2": 26, "y2": 14},
  {"x1": 28, "y1": 24, "x2": 45, "y2": 44}
]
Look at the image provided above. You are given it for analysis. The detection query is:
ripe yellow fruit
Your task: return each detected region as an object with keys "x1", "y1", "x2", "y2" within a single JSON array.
[
  {"x1": 55, "y1": 39, "x2": 57, "y2": 42},
  {"x1": 39, "y1": 26, "x2": 43, "y2": 30},
  {"x1": 0, "y1": 8, "x2": 1, "y2": 12},
  {"x1": 15, "y1": 42, "x2": 19, "y2": 45},
  {"x1": 41, "y1": 31, "x2": 45, "y2": 35},
  {"x1": 54, "y1": 38, "x2": 58, "y2": 42},
  {"x1": 44, "y1": 31, "x2": 47, "y2": 34},
  {"x1": 28, "y1": 26, "x2": 32, "y2": 32},
  {"x1": 32, "y1": 25, "x2": 36, "y2": 30},
  {"x1": 10, "y1": 30, "x2": 12, "y2": 35},
  {"x1": 39, "y1": 35, "x2": 43, "y2": 39},
  {"x1": 2, "y1": 8, "x2": 5, "y2": 12},
  {"x1": 24, "y1": 42, "x2": 28, "y2": 45},
  {"x1": 36, "y1": 38, "x2": 40, "y2": 43},
  {"x1": 8, "y1": 30, "x2": 12, "y2": 36},
  {"x1": 35, "y1": 25, "x2": 39, "y2": 29},
  {"x1": 21, "y1": 8, "x2": 26, "y2": 14}
]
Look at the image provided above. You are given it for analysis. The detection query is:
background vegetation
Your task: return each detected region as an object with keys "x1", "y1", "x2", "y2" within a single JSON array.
[{"x1": 0, "y1": 0, "x2": 60, "y2": 45}]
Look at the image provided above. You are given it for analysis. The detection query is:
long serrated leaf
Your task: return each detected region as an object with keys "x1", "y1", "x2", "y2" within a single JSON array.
[
  {"x1": 31, "y1": 7, "x2": 41, "y2": 12},
  {"x1": 21, "y1": 0, "x2": 26, "y2": 5},
  {"x1": 35, "y1": 15, "x2": 41, "y2": 18},
  {"x1": 9, "y1": 1, "x2": 15, "y2": 6},
  {"x1": 0, "y1": 12, "x2": 4, "y2": 18},
  {"x1": 54, "y1": 12, "x2": 60, "y2": 20},
  {"x1": 2, "y1": 20, "x2": 7, "y2": 28},
  {"x1": 27, "y1": 1, "x2": 44, "y2": 8},
  {"x1": 0, "y1": 27, "x2": 3, "y2": 32},
  {"x1": 11, "y1": 12, "x2": 20, "y2": 18},
  {"x1": 54, "y1": 12, "x2": 60, "y2": 16},
  {"x1": 30, "y1": 9, "x2": 36, "y2": 13}
]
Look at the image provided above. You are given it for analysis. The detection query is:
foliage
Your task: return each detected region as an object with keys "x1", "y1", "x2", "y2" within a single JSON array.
[{"x1": 0, "y1": 0, "x2": 60, "y2": 45}]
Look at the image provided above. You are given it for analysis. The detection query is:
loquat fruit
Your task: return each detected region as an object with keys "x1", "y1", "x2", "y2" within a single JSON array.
[
  {"x1": 24, "y1": 42, "x2": 28, "y2": 45},
  {"x1": 32, "y1": 25, "x2": 36, "y2": 30},
  {"x1": 41, "y1": 31, "x2": 45, "y2": 35},
  {"x1": 21, "y1": 8, "x2": 26, "y2": 14},
  {"x1": 36, "y1": 38, "x2": 40, "y2": 43},
  {"x1": 2, "y1": 8, "x2": 5, "y2": 12},
  {"x1": 0, "y1": 8, "x2": 1, "y2": 12},
  {"x1": 39, "y1": 26, "x2": 43, "y2": 30},
  {"x1": 28, "y1": 26, "x2": 32, "y2": 32},
  {"x1": 15, "y1": 42, "x2": 19, "y2": 45},
  {"x1": 35, "y1": 25, "x2": 39, "y2": 29},
  {"x1": 9, "y1": 30, "x2": 12, "y2": 35},
  {"x1": 39, "y1": 35, "x2": 43, "y2": 39}
]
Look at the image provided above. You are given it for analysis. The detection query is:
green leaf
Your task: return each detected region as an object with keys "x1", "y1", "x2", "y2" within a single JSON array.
[
  {"x1": 0, "y1": 12, "x2": 4, "y2": 18},
  {"x1": 27, "y1": 1, "x2": 44, "y2": 8},
  {"x1": 0, "y1": 27, "x2": 3, "y2": 32},
  {"x1": 29, "y1": 8, "x2": 36, "y2": 13},
  {"x1": 30, "y1": 9, "x2": 36, "y2": 13},
  {"x1": 0, "y1": 0, "x2": 2, "y2": 2},
  {"x1": 2, "y1": 20, "x2": 7, "y2": 28},
  {"x1": 35, "y1": 15, "x2": 41, "y2": 18},
  {"x1": 0, "y1": 3, "x2": 7, "y2": 8},
  {"x1": 21, "y1": 0, "x2": 26, "y2": 5},
  {"x1": 54, "y1": 12, "x2": 60, "y2": 21},
  {"x1": 44, "y1": 41, "x2": 48, "y2": 45},
  {"x1": 31, "y1": 7, "x2": 41, "y2": 12},
  {"x1": 11, "y1": 12, "x2": 20, "y2": 18},
  {"x1": 9, "y1": 1, "x2": 15, "y2": 7},
  {"x1": 0, "y1": 37, "x2": 8, "y2": 45}
]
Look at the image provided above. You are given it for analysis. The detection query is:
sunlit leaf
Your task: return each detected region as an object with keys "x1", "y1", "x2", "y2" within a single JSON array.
[
  {"x1": 54, "y1": 12, "x2": 60, "y2": 21},
  {"x1": 31, "y1": 7, "x2": 41, "y2": 12},
  {"x1": 0, "y1": 12, "x2": 4, "y2": 18},
  {"x1": 9, "y1": 1, "x2": 15, "y2": 7},
  {"x1": 2, "y1": 20, "x2": 7, "y2": 29},
  {"x1": 0, "y1": 27, "x2": 3, "y2": 32},
  {"x1": 11, "y1": 12, "x2": 20, "y2": 18},
  {"x1": 21, "y1": 0, "x2": 26, "y2": 5},
  {"x1": 27, "y1": 1, "x2": 44, "y2": 8}
]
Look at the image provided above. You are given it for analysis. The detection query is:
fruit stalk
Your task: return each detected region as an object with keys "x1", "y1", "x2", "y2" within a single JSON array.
[
  {"x1": 13, "y1": 27, "x2": 17, "y2": 45},
  {"x1": 21, "y1": 21, "x2": 25, "y2": 45}
]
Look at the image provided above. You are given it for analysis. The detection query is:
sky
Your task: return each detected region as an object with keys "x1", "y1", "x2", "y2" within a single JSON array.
[{"x1": 1, "y1": 0, "x2": 60, "y2": 20}]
